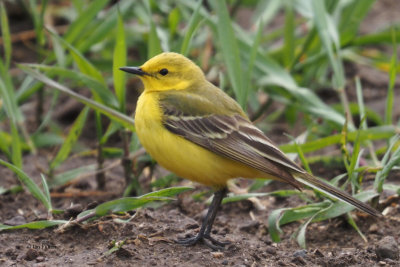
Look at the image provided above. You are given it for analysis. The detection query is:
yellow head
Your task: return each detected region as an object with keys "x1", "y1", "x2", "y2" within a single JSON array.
[{"x1": 120, "y1": 52, "x2": 205, "y2": 92}]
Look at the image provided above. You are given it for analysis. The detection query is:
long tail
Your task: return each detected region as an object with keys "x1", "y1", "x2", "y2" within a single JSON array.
[{"x1": 294, "y1": 172, "x2": 381, "y2": 217}]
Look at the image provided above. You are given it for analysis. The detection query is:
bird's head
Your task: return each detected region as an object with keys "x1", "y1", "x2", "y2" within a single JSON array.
[{"x1": 120, "y1": 52, "x2": 205, "y2": 92}]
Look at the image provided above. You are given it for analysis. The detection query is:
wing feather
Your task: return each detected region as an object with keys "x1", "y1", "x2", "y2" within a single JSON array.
[{"x1": 161, "y1": 103, "x2": 303, "y2": 188}]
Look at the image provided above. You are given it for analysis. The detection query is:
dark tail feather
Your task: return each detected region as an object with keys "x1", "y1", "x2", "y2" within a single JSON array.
[{"x1": 294, "y1": 173, "x2": 381, "y2": 217}]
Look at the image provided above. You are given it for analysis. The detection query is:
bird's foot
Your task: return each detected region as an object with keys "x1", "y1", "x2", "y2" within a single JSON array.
[{"x1": 175, "y1": 233, "x2": 230, "y2": 250}]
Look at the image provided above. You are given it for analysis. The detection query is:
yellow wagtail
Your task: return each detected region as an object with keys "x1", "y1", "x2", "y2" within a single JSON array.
[{"x1": 120, "y1": 52, "x2": 380, "y2": 249}]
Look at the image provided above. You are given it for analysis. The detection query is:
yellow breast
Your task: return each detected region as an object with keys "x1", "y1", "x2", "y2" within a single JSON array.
[{"x1": 134, "y1": 91, "x2": 262, "y2": 187}]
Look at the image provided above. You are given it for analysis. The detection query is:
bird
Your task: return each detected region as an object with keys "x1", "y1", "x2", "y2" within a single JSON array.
[{"x1": 120, "y1": 52, "x2": 381, "y2": 249}]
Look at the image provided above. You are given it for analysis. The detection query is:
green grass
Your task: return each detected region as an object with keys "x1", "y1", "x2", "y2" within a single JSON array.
[{"x1": 0, "y1": 0, "x2": 399, "y2": 247}]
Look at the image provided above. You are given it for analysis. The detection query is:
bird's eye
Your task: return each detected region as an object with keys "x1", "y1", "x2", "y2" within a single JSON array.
[{"x1": 159, "y1": 68, "x2": 168, "y2": 76}]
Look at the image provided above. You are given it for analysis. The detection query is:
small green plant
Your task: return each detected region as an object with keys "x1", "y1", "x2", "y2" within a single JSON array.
[{"x1": 0, "y1": 158, "x2": 192, "y2": 231}]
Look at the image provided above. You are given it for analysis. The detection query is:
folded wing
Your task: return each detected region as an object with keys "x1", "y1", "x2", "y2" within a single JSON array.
[
  {"x1": 159, "y1": 90, "x2": 381, "y2": 217},
  {"x1": 162, "y1": 102, "x2": 303, "y2": 189}
]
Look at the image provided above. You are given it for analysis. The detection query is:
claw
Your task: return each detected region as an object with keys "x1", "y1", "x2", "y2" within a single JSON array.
[
  {"x1": 204, "y1": 234, "x2": 230, "y2": 247},
  {"x1": 175, "y1": 233, "x2": 230, "y2": 250},
  {"x1": 175, "y1": 235, "x2": 201, "y2": 246}
]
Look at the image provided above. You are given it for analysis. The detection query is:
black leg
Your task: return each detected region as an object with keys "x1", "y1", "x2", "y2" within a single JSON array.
[{"x1": 176, "y1": 187, "x2": 229, "y2": 250}]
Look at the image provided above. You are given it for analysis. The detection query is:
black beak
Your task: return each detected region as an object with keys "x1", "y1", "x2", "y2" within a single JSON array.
[{"x1": 119, "y1": 67, "x2": 148, "y2": 76}]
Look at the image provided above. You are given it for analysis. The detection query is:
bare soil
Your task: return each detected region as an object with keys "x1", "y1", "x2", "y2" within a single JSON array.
[{"x1": 0, "y1": 167, "x2": 399, "y2": 267}]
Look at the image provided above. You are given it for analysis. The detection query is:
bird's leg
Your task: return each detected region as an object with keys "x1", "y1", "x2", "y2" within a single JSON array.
[
  {"x1": 176, "y1": 187, "x2": 229, "y2": 249},
  {"x1": 202, "y1": 189, "x2": 231, "y2": 247}
]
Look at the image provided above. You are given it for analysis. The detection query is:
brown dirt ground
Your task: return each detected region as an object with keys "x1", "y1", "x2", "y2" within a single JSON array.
[
  {"x1": 1, "y1": 1, "x2": 400, "y2": 266},
  {"x1": 0, "y1": 166, "x2": 399, "y2": 267}
]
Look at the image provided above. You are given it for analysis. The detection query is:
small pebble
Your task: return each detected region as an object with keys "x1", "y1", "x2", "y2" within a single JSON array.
[
  {"x1": 24, "y1": 248, "x2": 39, "y2": 261},
  {"x1": 238, "y1": 221, "x2": 260, "y2": 233},
  {"x1": 293, "y1": 249, "x2": 307, "y2": 258},
  {"x1": 369, "y1": 223, "x2": 379, "y2": 233},
  {"x1": 36, "y1": 256, "x2": 45, "y2": 262},
  {"x1": 375, "y1": 236, "x2": 399, "y2": 260},
  {"x1": 292, "y1": 256, "x2": 306, "y2": 265},
  {"x1": 265, "y1": 246, "x2": 277, "y2": 255},
  {"x1": 385, "y1": 258, "x2": 398, "y2": 265},
  {"x1": 212, "y1": 252, "x2": 224, "y2": 259}
]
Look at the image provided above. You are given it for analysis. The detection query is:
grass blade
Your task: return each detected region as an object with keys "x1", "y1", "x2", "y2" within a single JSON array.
[
  {"x1": 374, "y1": 135, "x2": 400, "y2": 193},
  {"x1": 48, "y1": 29, "x2": 106, "y2": 86},
  {"x1": 243, "y1": 19, "x2": 264, "y2": 100},
  {"x1": 63, "y1": 0, "x2": 109, "y2": 44},
  {"x1": 222, "y1": 193, "x2": 271, "y2": 204},
  {"x1": 50, "y1": 164, "x2": 97, "y2": 188},
  {"x1": 355, "y1": 77, "x2": 367, "y2": 129},
  {"x1": 296, "y1": 202, "x2": 333, "y2": 249},
  {"x1": 280, "y1": 125, "x2": 397, "y2": 153},
  {"x1": 28, "y1": 0, "x2": 47, "y2": 46},
  {"x1": 222, "y1": 190, "x2": 302, "y2": 205},
  {"x1": 0, "y1": 2, "x2": 11, "y2": 69},
  {"x1": 10, "y1": 124, "x2": 22, "y2": 168},
  {"x1": 24, "y1": 64, "x2": 118, "y2": 107},
  {"x1": 384, "y1": 29, "x2": 398, "y2": 125},
  {"x1": 144, "y1": 0, "x2": 162, "y2": 58},
  {"x1": 311, "y1": 0, "x2": 351, "y2": 127},
  {"x1": 50, "y1": 107, "x2": 90, "y2": 170},
  {"x1": 20, "y1": 65, "x2": 135, "y2": 131},
  {"x1": 0, "y1": 74, "x2": 23, "y2": 124},
  {"x1": 279, "y1": 202, "x2": 328, "y2": 225},
  {"x1": 113, "y1": 10, "x2": 127, "y2": 112},
  {"x1": 0, "y1": 220, "x2": 67, "y2": 231},
  {"x1": 0, "y1": 79, "x2": 23, "y2": 167},
  {"x1": 346, "y1": 213, "x2": 367, "y2": 243},
  {"x1": 141, "y1": 186, "x2": 193, "y2": 198},
  {"x1": 290, "y1": 135, "x2": 312, "y2": 174},
  {"x1": 351, "y1": 26, "x2": 400, "y2": 46},
  {"x1": 94, "y1": 187, "x2": 192, "y2": 216},
  {"x1": 0, "y1": 131, "x2": 11, "y2": 159},
  {"x1": 40, "y1": 174, "x2": 52, "y2": 212},
  {"x1": 0, "y1": 159, "x2": 49, "y2": 209},
  {"x1": 283, "y1": 1, "x2": 295, "y2": 68},
  {"x1": 313, "y1": 190, "x2": 378, "y2": 221},
  {"x1": 210, "y1": 0, "x2": 245, "y2": 108},
  {"x1": 180, "y1": 0, "x2": 203, "y2": 56},
  {"x1": 311, "y1": 0, "x2": 345, "y2": 89},
  {"x1": 95, "y1": 197, "x2": 172, "y2": 216},
  {"x1": 338, "y1": 0, "x2": 376, "y2": 46},
  {"x1": 257, "y1": 73, "x2": 346, "y2": 127},
  {"x1": 252, "y1": 0, "x2": 281, "y2": 27},
  {"x1": 268, "y1": 208, "x2": 288, "y2": 242},
  {"x1": 168, "y1": 7, "x2": 180, "y2": 37},
  {"x1": 148, "y1": 21, "x2": 163, "y2": 57},
  {"x1": 76, "y1": 1, "x2": 134, "y2": 53},
  {"x1": 383, "y1": 184, "x2": 400, "y2": 195}
]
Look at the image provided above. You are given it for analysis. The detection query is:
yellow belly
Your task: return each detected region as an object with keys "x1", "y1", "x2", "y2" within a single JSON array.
[{"x1": 134, "y1": 91, "x2": 263, "y2": 187}]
